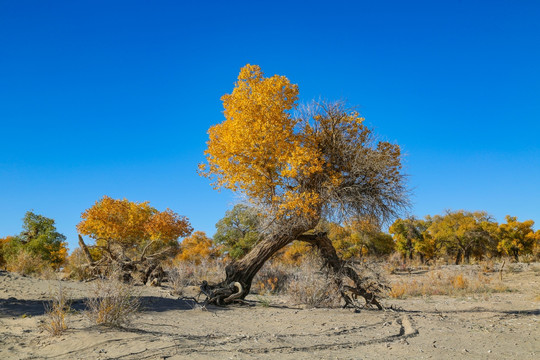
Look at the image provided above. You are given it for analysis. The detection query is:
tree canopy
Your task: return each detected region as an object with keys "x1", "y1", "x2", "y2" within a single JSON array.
[
  {"x1": 200, "y1": 64, "x2": 408, "y2": 231},
  {"x1": 77, "y1": 196, "x2": 192, "y2": 254},
  {"x1": 0, "y1": 211, "x2": 68, "y2": 271},
  {"x1": 213, "y1": 204, "x2": 261, "y2": 259}
]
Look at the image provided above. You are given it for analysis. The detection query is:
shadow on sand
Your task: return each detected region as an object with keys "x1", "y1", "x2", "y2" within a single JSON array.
[{"x1": 0, "y1": 296, "x2": 228, "y2": 318}]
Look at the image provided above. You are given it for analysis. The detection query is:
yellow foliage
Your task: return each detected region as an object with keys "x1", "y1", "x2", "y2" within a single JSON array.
[
  {"x1": 77, "y1": 196, "x2": 192, "y2": 253},
  {"x1": 498, "y1": 215, "x2": 538, "y2": 260},
  {"x1": 176, "y1": 231, "x2": 218, "y2": 264},
  {"x1": 200, "y1": 64, "x2": 323, "y2": 219},
  {"x1": 279, "y1": 241, "x2": 313, "y2": 264}
]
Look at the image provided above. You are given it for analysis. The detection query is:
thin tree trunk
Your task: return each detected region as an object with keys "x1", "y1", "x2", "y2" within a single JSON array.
[{"x1": 455, "y1": 249, "x2": 462, "y2": 265}]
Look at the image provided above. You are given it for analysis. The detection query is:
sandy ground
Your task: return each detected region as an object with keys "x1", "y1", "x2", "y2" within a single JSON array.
[{"x1": 0, "y1": 265, "x2": 539, "y2": 360}]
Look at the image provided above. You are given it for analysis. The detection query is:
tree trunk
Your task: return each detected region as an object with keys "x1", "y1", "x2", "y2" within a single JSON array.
[
  {"x1": 201, "y1": 230, "x2": 385, "y2": 309},
  {"x1": 464, "y1": 249, "x2": 471, "y2": 264},
  {"x1": 201, "y1": 228, "x2": 306, "y2": 305},
  {"x1": 78, "y1": 234, "x2": 94, "y2": 264},
  {"x1": 455, "y1": 249, "x2": 462, "y2": 265}
]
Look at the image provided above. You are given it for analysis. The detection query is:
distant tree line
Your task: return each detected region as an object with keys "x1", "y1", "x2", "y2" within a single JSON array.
[{"x1": 1, "y1": 202, "x2": 538, "y2": 278}]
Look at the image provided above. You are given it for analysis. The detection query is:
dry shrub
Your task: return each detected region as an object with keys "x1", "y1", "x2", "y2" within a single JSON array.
[
  {"x1": 285, "y1": 257, "x2": 341, "y2": 308},
  {"x1": 42, "y1": 284, "x2": 70, "y2": 336},
  {"x1": 388, "y1": 269, "x2": 508, "y2": 299},
  {"x1": 253, "y1": 261, "x2": 289, "y2": 295},
  {"x1": 384, "y1": 252, "x2": 408, "y2": 274},
  {"x1": 85, "y1": 277, "x2": 139, "y2": 327},
  {"x1": 62, "y1": 248, "x2": 95, "y2": 281},
  {"x1": 6, "y1": 250, "x2": 49, "y2": 276},
  {"x1": 165, "y1": 259, "x2": 224, "y2": 296},
  {"x1": 480, "y1": 259, "x2": 495, "y2": 273}
]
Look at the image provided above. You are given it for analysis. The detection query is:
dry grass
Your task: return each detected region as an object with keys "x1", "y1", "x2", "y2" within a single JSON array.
[
  {"x1": 285, "y1": 257, "x2": 342, "y2": 308},
  {"x1": 388, "y1": 268, "x2": 509, "y2": 299},
  {"x1": 85, "y1": 277, "x2": 140, "y2": 327},
  {"x1": 41, "y1": 284, "x2": 70, "y2": 336}
]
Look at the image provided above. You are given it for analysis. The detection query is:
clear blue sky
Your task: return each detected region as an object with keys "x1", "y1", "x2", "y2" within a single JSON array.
[{"x1": 1, "y1": 0, "x2": 539, "y2": 251}]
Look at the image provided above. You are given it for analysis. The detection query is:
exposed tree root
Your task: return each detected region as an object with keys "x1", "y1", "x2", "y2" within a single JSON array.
[{"x1": 199, "y1": 281, "x2": 246, "y2": 306}]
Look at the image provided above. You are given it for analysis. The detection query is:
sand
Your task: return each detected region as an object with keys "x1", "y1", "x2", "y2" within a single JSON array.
[{"x1": 1, "y1": 265, "x2": 539, "y2": 359}]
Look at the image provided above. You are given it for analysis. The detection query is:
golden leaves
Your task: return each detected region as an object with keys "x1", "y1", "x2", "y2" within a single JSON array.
[
  {"x1": 77, "y1": 196, "x2": 192, "y2": 250},
  {"x1": 175, "y1": 231, "x2": 218, "y2": 264},
  {"x1": 200, "y1": 64, "x2": 323, "y2": 218},
  {"x1": 200, "y1": 65, "x2": 406, "y2": 223}
]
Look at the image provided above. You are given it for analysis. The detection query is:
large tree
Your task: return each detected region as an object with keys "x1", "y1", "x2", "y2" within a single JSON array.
[
  {"x1": 497, "y1": 215, "x2": 539, "y2": 261},
  {"x1": 77, "y1": 196, "x2": 192, "y2": 283},
  {"x1": 1, "y1": 212, "x2": 68, "y2": 270},
  {"x1": 428, "y1": 210, "x2": 495, "y2": 264},
  {"x1": 199, "y1": 64, "x2": 408, "y2": 307},
  {"x1": 389, "y1": 216, "x2": 434, "y2": 262}
]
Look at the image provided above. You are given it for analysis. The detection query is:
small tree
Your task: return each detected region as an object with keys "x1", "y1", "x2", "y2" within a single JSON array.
[
  {"x1": 77, "y1": 196, "x2": 192, "y2": 283},
  {"x1": 213, "y1": 204, "x2": 261, "y2": 259},
  {"x1": 199, "y1": 64, "x2": 408, "y2": 307},
  {"x1": 20, "y1": 211, "x2": 68, "y2": 269},
  {"x1": 389, "y1": 216, "x2": 433, "y2": 262},
  {"x1": 428, "y1": 210, "x2": 495, "y2": 264},
  {"x1": 498, "y1": 215, "x2": 539, "y2": 261},
  {"x1": 0, "y1": 212, "x2": 68, "y2": 272}
]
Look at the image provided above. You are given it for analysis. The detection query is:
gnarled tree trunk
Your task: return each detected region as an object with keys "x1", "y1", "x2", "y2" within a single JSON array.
[
  {"x1": 201, "y1": 228, "x2": 306, "y2": 305},
  {"x1": 201, "y1": 230, "x2": 385, "y2": 309}
]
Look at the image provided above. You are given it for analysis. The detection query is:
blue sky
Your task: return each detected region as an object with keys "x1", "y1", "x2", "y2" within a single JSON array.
[{"x1": 1, "y1": 0, "x2": 539, "y2": 251}]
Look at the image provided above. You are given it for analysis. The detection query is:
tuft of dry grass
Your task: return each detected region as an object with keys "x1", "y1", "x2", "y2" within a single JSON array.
[
  {"x1": 41, "y1": 284, "x2": 70, "y2": 336},
  {"x1": 85, "y1": 277, "x2": 139, "y2": 327}
]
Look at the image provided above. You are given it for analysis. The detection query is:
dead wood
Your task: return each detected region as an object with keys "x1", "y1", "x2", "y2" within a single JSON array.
[{"x1": 76, "y1": 235, "x2": 173, "y2": 285}]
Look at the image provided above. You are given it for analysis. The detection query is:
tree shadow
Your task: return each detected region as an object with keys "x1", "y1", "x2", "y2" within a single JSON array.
[{"x1": 0, "y1": 296, "x2": 228, "y2": 318}]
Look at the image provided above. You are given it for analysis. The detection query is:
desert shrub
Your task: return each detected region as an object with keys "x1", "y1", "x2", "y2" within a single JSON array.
[
  {"x1": 85, "y1": 277, "x2": 139, "y2": 327},
  {"x1": 285, "y1": 257, "x2": 341, "y2": 308},
  {"x1": 6, "y1": 250, "x2": 50, "y2": 276},
  {"x1": 62, "y1": 248, "x2": 95, "y2": 280},
  {"x1": 253, "y1": 260, "x2": 290, "y2": 294},
  {"x1": 384, "y1": 252, "x2": 406, "y2": 274},
  {"x1": 42, "y1": 284, "x2": 70, "y2": 336}
]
